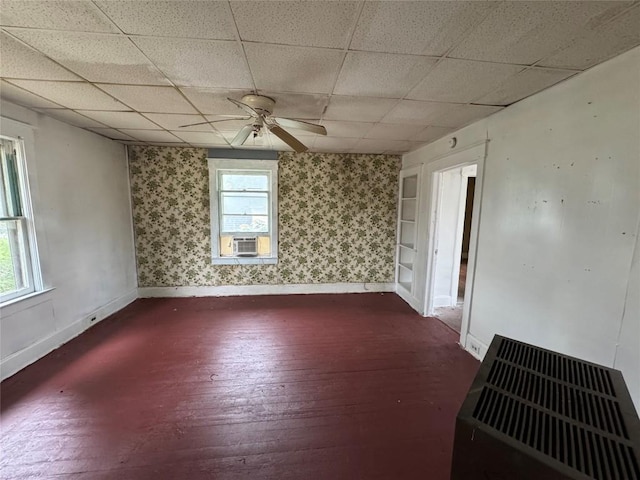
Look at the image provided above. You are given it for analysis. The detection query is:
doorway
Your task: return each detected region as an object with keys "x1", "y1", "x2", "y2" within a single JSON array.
[{"x1": 430, "y1": 165, "x2": 476, "y2": 333}]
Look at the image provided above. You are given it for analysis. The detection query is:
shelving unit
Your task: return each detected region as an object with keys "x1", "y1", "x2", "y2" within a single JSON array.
[{"x1": 396, "y1": 168, "x2": 419, "y2": 299}]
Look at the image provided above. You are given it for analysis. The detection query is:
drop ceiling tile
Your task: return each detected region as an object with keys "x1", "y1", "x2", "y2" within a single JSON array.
[
  {"x1": 119, "y1": 129, "x2": 182, "y2": 143},
  {"x1": 351, "y1": 1, "x2": 498, "y2": 55},
  {"x1": 36, "y1": 109, "x2": 108, "y2": 128},
  {"x1": 408, "y1": 59, "x2": 524, "y2": 103},
  {"x1": 95, "y1": 0, "x2": 236, "y2": 39},
  {"x1": 180, "y1": 88, "x2": 250, "y2": 115},
  {"x1": 244, "y1": 44, "x2": 343, "y2": 94},
  {"x1": 352, "y1": 138, "x2": 410, "y2": 154},
  {"x1": 411, "y1": 126, "x2": 455, "y2": 143},
  {"x1": 334, "y1": 52, "x2": 438, "y2": 98},
  {"x1": 451, "y1": 1, "x2": 632, "y2": 65},
  {"x1": 0, "y1": 0, "x2": 118, "y2": 32},
  {"x1": 476, "y1": 67, "x2": 578, "y2": 106},
  {"x1": 7, "y1": 80, "x2": 129, "y2": 110},
  {"x1": 365, "y1": 123, "x2": 425, "y2": 141},
  {"x1": 539, "y1": 4, "x2": 640, "y2": 70},
  {"x1": 431, "y1": 104, "x2": 503, "y2": 128},
  {"x1": 133, "y1": 37, "x2": 252, "y2": 88},
  {"x1": 320, "y1": 121, "x2": 374, "y2": 139},
  {"x1": 79, "y1": 111, "x2": 159, "y2": 129},
  {"x1": 381, "y1": 100, "x2": 456, "y2": 125},
  {"x1": 313, "y1": 136, "x2": 358, "y2": 153},
  {"x1": 259, "y1": 93, "x2": 329, "y2": 119},
  {"x1": 0, "y1": 32, "x2": 80, "y2": 81},
  {"x1": 231, "y1": 1, "x2": 360, "y2": 49},
  {"x1": 97, "y1": 85, "x2": 197, "y2": 114},
  {"x1": 142, "y1": 113, "x2": 214, "y2": 132},
  {"x1": 170, "y1": 131, "x2": 228, "y2": 145},
  {"x1": 7, "y1": 29, "x2": 169, "y2": 85},
  {"x1": 87, "y1": 128, "x2": 136, "y2": 141},
  {"x1": 323, "y1": 96, "x2": 398, "y2": 122},
  {"x1": 0, "y1": 80, "x2": 64, "y2": 109}
]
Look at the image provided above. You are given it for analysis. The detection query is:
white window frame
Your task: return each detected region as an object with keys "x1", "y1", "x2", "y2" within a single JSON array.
[
  {"x1": 0, "y1": 123, "x2": 43, "y2": 305},
  {"x1": 207, "y1": 158, "x2": 278, "y2": 265}
]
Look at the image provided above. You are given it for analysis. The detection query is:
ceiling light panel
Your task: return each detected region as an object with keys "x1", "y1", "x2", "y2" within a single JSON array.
[
  {"x1": 133, "y1": 37, "x2": 253, "y2": 88},
  {"x1": 323, "y1": 96, "x2": 398, "y2": 122},
  {"x1": 94, "y1": 0, "x2": 236, "y2": 39},
  {"x1": 539, "y1": 4, "x2": 640, "y2": 70},
  {"x1": 7, "y1": 29, "x2": 169, "y2": 85},
  {"x1": 244, "y1": 44, "x2": 344, "y2": 94},
  {"x1": 450, "y1": 1, "x2": 632, "y2": 65},
  {"x1": 350, "y1": 1, "x2": 498, "y2": 56},
  {"x1": 476, "y1": 67, "x2": 578, "y2": 106},
  {"x1": 97, "y1": 85, "x2": 197, "y2": 114},
  {"x1": 0, "y1": 80, "x2": 64, "y2": 109},
  {"x1": 0, "y1": 0, "x2": 118, "y2": 32},
  {"x1": 231, "y1": 0, "x2": 360, "y2": 49},
  {"x1": 334, "y1": 52, "x2": 438, "y2": 98},
  {"x1": 0, "y1": 32, "x2": 80, "y2": 81},
  {"x1": 7, "y1": 80, "x2": 129, "y2": 110},
  {"x1": 79, "y1": 111, "x2": 159, "y2": 129},
  {"x1": 408, "y1": 58, "x2": 524, "y2": 103}
]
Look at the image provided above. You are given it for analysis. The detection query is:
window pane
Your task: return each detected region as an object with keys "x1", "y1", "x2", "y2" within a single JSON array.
[
  {"x1": 221, "y1": 173, "x2": 268, "y2": 191},
  {"x1": 222, "y1": 192, "x2": 268, "y2": 215},
  {"x1": 221, "y1": 215, "x2": 268, "y2": 233},
  {"x1": 0, "y1": 138, "x2": 22, "y2": 217},
  {"x1": 0, "y1": 220, "x2": 28, "y2": 295}
]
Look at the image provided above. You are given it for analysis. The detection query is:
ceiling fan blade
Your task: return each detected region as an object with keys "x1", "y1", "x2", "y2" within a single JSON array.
[
  {"x1": 269, "y1": 125, "x2": 308, "y2": 153},
  {"x1": 178, "y1": 117, "x2": 251, "y2": 128},
  {"x1": 274, "y1": 117, "x2": 327, "y2": 136},
  {"x1": 228, "y1": 97, "x2": 260, "y2": 117},
  {"x1": 231, "y1": 124, "x2": 254, "y2": 146}
]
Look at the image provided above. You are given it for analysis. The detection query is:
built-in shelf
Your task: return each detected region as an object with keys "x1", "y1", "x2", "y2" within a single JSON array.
[
  {"x1": 398, "y1": 281, "x2": 412, "y2": 292},
  {"x1": 399, "y1": 262, "x2": 413, "y2": 271},
  {"x1": 399, "y1": 242, "x2": 414, "y2": 250},
  {"x1": 399, "y1": 219, "x2": 415, "y2": 224},
  {"x1": 397, "y1": 169, "x2": 420, "y2": 303}
]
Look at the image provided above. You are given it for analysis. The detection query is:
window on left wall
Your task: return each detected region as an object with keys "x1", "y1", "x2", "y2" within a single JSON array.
[{"x1": 0, "y1": 135, "x2": 40, "y2": 303}]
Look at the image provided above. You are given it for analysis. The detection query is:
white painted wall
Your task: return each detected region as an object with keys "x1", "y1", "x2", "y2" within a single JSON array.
[
  {"x1": 0, "y1": 100, "x2": 137, "y2": 379},
  {"x1": 404, "y1": 46, "x2": 640, "y2": 410}
]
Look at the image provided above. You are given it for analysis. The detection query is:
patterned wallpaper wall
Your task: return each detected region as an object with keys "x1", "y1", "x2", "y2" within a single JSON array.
[{"x1": 128, "y1": 146, "x2": 401, "y2": 287}]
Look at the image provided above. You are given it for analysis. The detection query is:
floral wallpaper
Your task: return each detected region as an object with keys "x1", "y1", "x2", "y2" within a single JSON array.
[{"x1": 128, "y1": 146, "x2": 401, "y2": 287}]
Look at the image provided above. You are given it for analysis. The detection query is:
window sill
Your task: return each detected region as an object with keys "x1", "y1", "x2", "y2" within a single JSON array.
[
  {"x1": 0, "y1": 287, "x2": 55, "y2": 316},
  {"x1": 212, "y1": 257, "x2": 278, "y2": 265}
]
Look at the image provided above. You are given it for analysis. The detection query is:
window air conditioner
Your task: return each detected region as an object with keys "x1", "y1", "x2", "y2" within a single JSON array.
[{"x1": 233, "y1": 237, "x2": 258, "y2": 257}]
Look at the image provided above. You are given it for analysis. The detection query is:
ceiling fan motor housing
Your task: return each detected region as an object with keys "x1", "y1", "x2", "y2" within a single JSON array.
[{"x1": 241, "y1": 94, "x2": 276, "y2": 116}]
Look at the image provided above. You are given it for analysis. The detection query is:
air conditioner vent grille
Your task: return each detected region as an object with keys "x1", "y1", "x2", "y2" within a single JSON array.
[
  {"x1": 487, "y1": 359, "x2": 628, "y2": 439},
  {"x1": 472, "y1": 386, "x2": 640, "y2": 480},
  {"x1": 496, "y1": 338, "x2": 614, "y2": 396}
]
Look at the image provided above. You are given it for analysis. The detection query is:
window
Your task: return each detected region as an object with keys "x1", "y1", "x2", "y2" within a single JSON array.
[
  {"x1": 208, "y1": 159, "x2": 278, "y2": 265},
  {"x1": 0, "y1": 135, "x2": 40, "y2": 303}
]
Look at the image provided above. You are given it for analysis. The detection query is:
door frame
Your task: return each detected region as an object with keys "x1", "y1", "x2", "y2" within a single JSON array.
[{"x1": 422, "y1": 142, "x2": 487, "y2": 347}]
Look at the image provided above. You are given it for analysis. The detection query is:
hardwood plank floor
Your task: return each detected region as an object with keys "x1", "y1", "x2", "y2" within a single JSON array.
[{"x1": 1, "y1": 293, "x2": 479, "y2": 479}]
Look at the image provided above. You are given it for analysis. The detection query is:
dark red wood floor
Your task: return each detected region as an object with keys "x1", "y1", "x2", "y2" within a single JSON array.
[{"x1": 1, "y1": 293, "x2": 478, "y2": 479}]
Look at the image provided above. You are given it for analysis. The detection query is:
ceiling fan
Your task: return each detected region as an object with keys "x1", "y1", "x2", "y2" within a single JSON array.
[{"x1": 179, "y1": 94, "x2": 327, "y2": 153}]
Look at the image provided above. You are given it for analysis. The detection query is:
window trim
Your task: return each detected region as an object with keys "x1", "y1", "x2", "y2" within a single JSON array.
[
  {"x1": 0, "y1": 124, "x2": 43, "y2": 305},
  {"x1": 207, "y1": 158, "x2": 278, "y2": 265}
]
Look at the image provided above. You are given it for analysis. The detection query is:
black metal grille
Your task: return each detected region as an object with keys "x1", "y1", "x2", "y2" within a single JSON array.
[
  {"x1": 496, "y1": 338, "x2": 615, "y2": 396},
  {"x1": 473, "y1": 387, "x2": 639, "y2": 480},
  {"x1": 468, "y1": 337, "x2": 640, "y2": 480}
]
